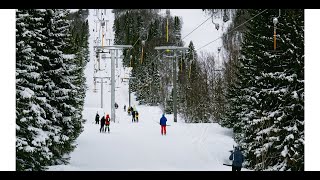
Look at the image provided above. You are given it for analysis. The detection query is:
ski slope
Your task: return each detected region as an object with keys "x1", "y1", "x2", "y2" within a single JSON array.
[{"x1": 48, "y1": 9, "x2": 246, "y2": 171}]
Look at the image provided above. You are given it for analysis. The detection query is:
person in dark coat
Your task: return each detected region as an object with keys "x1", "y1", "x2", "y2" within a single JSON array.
[
  {"x1": 135, "y1": 111, "x2": 139, "y2": 123},
  {"x1": 100, "y1": 114, "x2": 106, "y2": 133},
  {"x1": 127, "y1": 107, "x2": 131, "y2": 115},
  {"x1": 131, "y1": 108, "x2": 136, "y2": 122},
  {"x1": 159, "y1": 113, "x2": 167, "y2": 135},
  {"x1": 229, "y1": 146, "x2": 244, "y2": 171},
  {"x1": 95, "y1": 111, "x2": 100, "y2": 124}
]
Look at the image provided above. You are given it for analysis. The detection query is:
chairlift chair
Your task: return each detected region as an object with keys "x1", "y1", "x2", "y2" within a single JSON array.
[
  {"x1": 101, "y1": 53, "x2": 107, "y2": 59},
  {"x1": 140, "y1": 28, "x2": 148, "y2": 64},
  {"x1": 166, "y1": 9, "x2": 170, "y2": 16},
  {"x1": 223, "y1": 9, "x2": 229, "y2": 22},
  {"x1": 272, "y1": 9, "x2": 281, "y2": 51}
]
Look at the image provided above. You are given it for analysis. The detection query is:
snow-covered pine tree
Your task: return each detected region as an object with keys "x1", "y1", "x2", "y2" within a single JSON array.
[
  {"x1": 227, "y1": 9, "x2": 304, "y2": 171},
  {"x1": 177, "y1": 45, "x2": 188, "y2": 114},
  {"x1": 223, "y1": 9, "x2": 275, "y2": 170},
  {"x1": 219, "y1": 9, "x2": 248, "y2": 128},
  {"x1": 39, "y1": 9, "x2": 83, "y2": 165},
  {"x1": 66, "y1": 9, "x2": 90, "y2": 130},
  {"x1": 147, "y1": 20, "x2": 162, "y2": 105},
  {"x1": 16, "y1": 9, "x2": 88, "y2": 171},
  {"x1": 212, "y1": 71, "x2": 225, "y2": 122},
  {"x1": 16, "y1": 9, "x2": 54, "y2": 171},
  {"x1": 181, "y1": 41, "x2": 196, "y2": 122},
  {"x1": 65, "y1": 9, "x2": 90, "y2": 146},
  {"x1": 183, "y1": 41, "x2": 208, "y2": 123},
  {"x1": 220, "y1": 72, "x2": 242, "y2": 129},
  {"x1": 265, "y1": 9, "x2": 304, "y2": 171}
]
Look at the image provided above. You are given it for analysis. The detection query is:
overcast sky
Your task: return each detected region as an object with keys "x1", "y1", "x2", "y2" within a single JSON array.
[{"x1": 169, "y1": 9, "x2": 224, "y2": 54}]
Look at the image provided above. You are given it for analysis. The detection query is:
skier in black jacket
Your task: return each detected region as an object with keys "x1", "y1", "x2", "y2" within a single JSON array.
[
  {"x1": 229, "y1": 146, "x2": 244, "y2": 171},
  {"x1": 100, "y1": 114, "x2": 106, "y2": 133},
  {"x1": 95, "y1": 112, "x2": 100, "y2": 124}
]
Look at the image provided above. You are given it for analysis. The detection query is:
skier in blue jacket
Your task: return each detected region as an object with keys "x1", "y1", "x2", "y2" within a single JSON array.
[
  {"x1": 229, "y1": 146, "x2": 244, "y2": 171},
  {"x1": 160, "y1": 113, "x2": 167, "y2": 135}
]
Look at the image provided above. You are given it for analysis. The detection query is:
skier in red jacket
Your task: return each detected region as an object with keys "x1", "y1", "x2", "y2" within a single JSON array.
[{"x1": 105, "y1": 114, "x2": 111, "y2": 133}]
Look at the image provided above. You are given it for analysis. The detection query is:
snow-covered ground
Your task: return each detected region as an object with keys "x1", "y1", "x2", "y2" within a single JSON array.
[{"x1": 47, "y1": 9, "x2": 245, "y2": 171}]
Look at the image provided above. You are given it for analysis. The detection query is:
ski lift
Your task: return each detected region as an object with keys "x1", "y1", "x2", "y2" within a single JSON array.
[
  {"x1": 212, "y1": 15, "x2": 220, "y2": 30},
  {"x1": 94, "y1": 37, "x2": 101, "y2": 44},
  {"x1": 93, "y1": 78, "x2": 97, "y2": 93},
  {"x1": 223, "y1": 9, "x2": 229, "y2": 22},
  {"x1": 101, "y1": 18, "x2": 105, "y2": 27},
  {"x1": 141, "y1": 28, "x2": 148, "y2": 46},
  {"x1": 140, "y1": 28, "x2": 148, "y2": 64},
  {"x1": 166, "y1": 9, "x2": 170, "y2": 16},
  {"x1": 176, "y1": 32, "x2": 181, "y2": 42},
  {"x1": 273, "y1": 10, "x2": 280, "y2": 50},
  {"x1": 166, "y1": 10, "x2": 170, "y2": 44},
  {"x1": 269, "y1": 9, "x2": 282, "y2": 54},
  {"x1": 130, "y1": 55, "x2": 133, "y2": 67}
]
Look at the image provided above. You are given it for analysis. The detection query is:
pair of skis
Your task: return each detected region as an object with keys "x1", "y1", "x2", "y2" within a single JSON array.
[
  {"x1": 223, "y1": 147, "x2": 236, "y2": 166},
  {"x1": 223, "y1": 163, "x2": 232, "y2": 166}
]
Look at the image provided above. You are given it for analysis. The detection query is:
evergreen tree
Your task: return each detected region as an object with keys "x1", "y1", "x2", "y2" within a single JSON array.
[
  {"x1": 16, "y1": 9, "x2": 54, "y2": 171},
  {"x1": 212, "y1": 71, "x2": 225, "y2": 122},
  {"x1": 225, "y1": 9, "x2": 304, "y2": 170},
  {"x1": 219, "y1": 9, "x2": 248, "y2": 128},
  {"x1": 39, "y1": 9, "x2": 84, "y2": 165},
  {"x1": 265, "y1": 9, "x2": 304, "y2": 171},
  {"x1": 183, "y1": 41, "x2": 209, "y2": 123},
  {"x1": 16, "y1": 9, "x2": 88, "y2": 170}
]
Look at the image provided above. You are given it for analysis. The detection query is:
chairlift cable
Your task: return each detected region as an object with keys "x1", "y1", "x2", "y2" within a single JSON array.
[{"x1": 196, "y1": 9, "x2": 268, "y2": 51}]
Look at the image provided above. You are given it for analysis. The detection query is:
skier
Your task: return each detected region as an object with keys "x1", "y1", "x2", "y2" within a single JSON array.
[
  {"x1": 124, "y1": 105, "x2": 126, "y2": 112},
  {"x1": 229, "y1": 146, "x2": 244, "y2": 171},
  {"x1": 135, "y1": 111, "x2": 139, "y2": 123},
  {"x1": 131, "y1": 108, "x2": 136, "y2": 122},
  {"x1": 100, "y1": 114, "x2": 106, "y2": 133},
  {"x1": 105, "y1": 113, "x2": 111, "y2": 133},
  {"x1": 159, "y1": 113, "x2": 167, "y2": 135},
  {"x1": 127, "y1": 107, "x2": 131, "y2": 115},
  {"x1": 95, "y1": 111, "x2": 100, "y2": 124}
]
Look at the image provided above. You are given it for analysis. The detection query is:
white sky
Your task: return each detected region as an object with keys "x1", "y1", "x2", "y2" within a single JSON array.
[
  {"x1": 0, "y1": 9, "x2": 318, "y2": 171},
  {"x1": 170, "y1": 9, "x2": 224, "y2": 53},
  {"x1": 169, "y1": 9, "x2": 231, "y2": 69}
]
